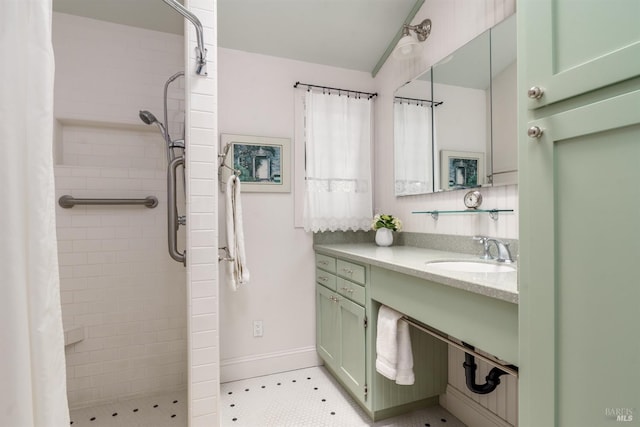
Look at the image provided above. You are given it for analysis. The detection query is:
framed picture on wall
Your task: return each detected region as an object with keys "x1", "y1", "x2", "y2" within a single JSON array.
[
  {"x1": 440, "y1": 150, "x2": 485, "y2": 190},
  {"x1": 220, "y1": 134, "x2": 291, "y2": 193}
]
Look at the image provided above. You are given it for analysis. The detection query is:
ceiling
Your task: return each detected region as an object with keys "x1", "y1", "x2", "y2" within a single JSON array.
[{"x1": 52, "y1": 0, "x2": 421, "y2": 74}]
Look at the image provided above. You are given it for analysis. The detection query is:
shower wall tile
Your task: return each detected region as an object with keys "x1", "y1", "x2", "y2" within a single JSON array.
[
  {"x1": 185, "y1": 1, "x2": 220, "y2": 425},
  {"x1": 53, "y1": 12, "x2": 188, "y2": 410}
]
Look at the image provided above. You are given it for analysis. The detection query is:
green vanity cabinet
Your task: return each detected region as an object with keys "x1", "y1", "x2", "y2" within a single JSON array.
[
  {"x1": 315, "y1": 257, "x2": 367, "y2": 406},
  {"x1": 315, "y1": 252, "x2": 448, "y2": 421},
  {"x1": 316, "y1": 284, "x2": 340, "y2": 366},
  {"x1": 519, "y1": 1, "x2": 640, "y2": 426}
]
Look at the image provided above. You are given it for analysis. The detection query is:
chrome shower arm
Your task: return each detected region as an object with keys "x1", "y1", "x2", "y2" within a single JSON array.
[
  {"x1": 161, "y1": 0, "x2": 207, "y2": 75},
  {"x1": 164, "y1": 71, "x2": 185, "y2": 155}
]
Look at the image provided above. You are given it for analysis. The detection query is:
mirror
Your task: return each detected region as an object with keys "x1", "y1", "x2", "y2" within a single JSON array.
[
  {"x1": 394, "y1": 70, "x2": 434, "y2": 195},
  {"x1": 393, "y1": 14, "x2": 517, "y2": 196},
  {"x1": 489, "y1": 14, "x2": 517, "y2": 186}
]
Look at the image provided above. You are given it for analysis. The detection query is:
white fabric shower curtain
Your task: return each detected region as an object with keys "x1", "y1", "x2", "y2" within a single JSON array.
[
  {"x1": 0, "y1": 1, "x2": 70, "y2": 426},
  {"x1": 303, "y1": 90, "x2": 373, "y2": 232},
  {"x1": 393, "y1": 101, "x2": 432, "y2": 195}
]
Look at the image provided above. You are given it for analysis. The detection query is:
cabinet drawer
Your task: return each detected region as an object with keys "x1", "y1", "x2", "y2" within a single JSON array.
[
  {"x1": 337, "y1": 260, "x2": 366, "y2": 285},
  {"x1": 337, "y1": 278, "x2": 365, "y2": 306},
  {"x1": 316, "y1": 269, "x2": 337, "y2": 291},
  {"x1": 316, "y1": 254, "x2": 336, "y2": 273}
]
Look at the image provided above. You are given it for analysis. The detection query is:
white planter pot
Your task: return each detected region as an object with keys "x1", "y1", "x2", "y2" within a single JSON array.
[{"x1": 375, "y1": 228, "x2": 393, "y2": 247}]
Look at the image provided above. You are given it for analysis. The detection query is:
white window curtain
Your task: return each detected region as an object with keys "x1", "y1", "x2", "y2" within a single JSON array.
[
  {"x1": 0, "y1": 1, "x2": 70, "y2": 426},
  {"x1": 393, "y1": 101, "x2": 432, "y2": 195},
  {"x1": 303, "y1": 90, "x2": 373, "y2": 232}
]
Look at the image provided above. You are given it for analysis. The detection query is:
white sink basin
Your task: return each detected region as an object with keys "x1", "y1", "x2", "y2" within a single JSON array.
[{"x1": 426, "y1": 260, "x2": 516, "y2": 273}]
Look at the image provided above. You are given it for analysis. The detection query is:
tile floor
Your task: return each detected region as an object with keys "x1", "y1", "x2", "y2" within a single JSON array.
[
  {"x1": 220, "y1": 366, "x2": 466, "y2": 427},
  {"x1": 68, "y1": 391, "x2": 186, "y2": 427},
  {"x1": 68, "y1": 366, "x2": 466, "y2": 427}
]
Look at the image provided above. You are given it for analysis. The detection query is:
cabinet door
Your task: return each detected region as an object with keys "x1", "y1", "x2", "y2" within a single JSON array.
[
  {"x1": 316, "y1": 284, "x2": 339, "y2": 367},
  {"x1": 338, "y1": 296, "x2": 367, "y2": 402},
  {"x1": 519, "y1": 90, "x2": 640, "y2": 427},
  {"x1": 521, "y1": 0, "x2": 640, "y2": 108}
]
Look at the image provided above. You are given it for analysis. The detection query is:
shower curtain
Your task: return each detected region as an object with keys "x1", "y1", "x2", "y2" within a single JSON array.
[{"x1": 0, "y1": 1, "x2": 70, "y2": 426}]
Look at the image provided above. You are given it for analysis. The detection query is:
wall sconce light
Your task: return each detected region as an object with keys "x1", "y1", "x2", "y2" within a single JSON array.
[{"x1": 393, "y1": 19, "x2": 432, "y2": 59}]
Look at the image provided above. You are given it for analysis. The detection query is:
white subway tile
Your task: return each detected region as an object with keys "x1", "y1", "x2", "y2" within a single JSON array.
[
  {"x1": 190, "y1": 280, "x2": 216, "y2": 299},
  {"x1": 192, "y1": 297, "x2": 217, "y2": 316},
  {"x1": 192, "y1": 331, "x2": 217, "y2": 350},
  {"x1": 192, "y1": 413, "x2": 219, "y2": 427},
  {"x1": 191, "y1": 379, "x2": 218, "y2": 400},
  {"x1": 192, "y1": 396, "x2": 217, "y2": 417},
  {"x1": 191, "y1": 363, "x2": 219, "y2": 383}
]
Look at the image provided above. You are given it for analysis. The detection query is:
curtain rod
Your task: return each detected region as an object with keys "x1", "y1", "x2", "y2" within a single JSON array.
[
  {"x1": 293, "y1": 81, "x2": 377, "y2": 99},
  {"x1": 394, "y1": 96, "x2": 443, "y2": 106}
]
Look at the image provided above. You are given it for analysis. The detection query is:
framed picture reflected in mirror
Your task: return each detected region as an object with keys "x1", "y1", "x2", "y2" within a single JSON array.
[{"x1": 440, "y1": 150, "x2": 484, "y2": 190}]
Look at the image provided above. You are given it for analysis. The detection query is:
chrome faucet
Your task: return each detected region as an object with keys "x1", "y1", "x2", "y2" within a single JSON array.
[
  {"x1": 472, "y1": 236, "x2": 493, "y2": 260},
  {"x1": 473, "y1": 236, "x2": 514, "y2": 263},
  {"x1": 486, "y1": 238, "x2": 514, "y2": 263}
]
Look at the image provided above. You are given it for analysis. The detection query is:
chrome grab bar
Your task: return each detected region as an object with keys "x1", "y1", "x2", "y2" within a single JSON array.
[
  {"x1": 161, "y1": 0, "x2": 207, "y2": 75},
  {"x1": 59, "y1": 195, "x2": 158, "y2": 209},
  {"x1": 168, "y1": 156, "x2": 186, "y2": 265}
]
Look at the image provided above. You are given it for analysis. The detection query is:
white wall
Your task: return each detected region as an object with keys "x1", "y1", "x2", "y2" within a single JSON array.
[
  {"x1": 373, "y1": 0, "x2": 517, "y2": 240},
  {"x1": 52, "y1": 13, "x2": 187, "y2": 409},
  {"x1": 217, "y1": 48, "x2": 375, "y2": 381}
]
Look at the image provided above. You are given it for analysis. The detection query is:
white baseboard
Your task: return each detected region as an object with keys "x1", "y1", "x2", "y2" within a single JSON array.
[
  {"x1": 221, "y1": 346, "x2": 321, "y2": 383},
  {"x1": 440, "y1": 386, "x2": 514, "y2": 427}
]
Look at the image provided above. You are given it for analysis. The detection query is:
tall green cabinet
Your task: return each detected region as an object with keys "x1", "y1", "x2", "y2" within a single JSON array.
[{"x1": 518, "y1": 1, "x2": 640, "y2": 426}]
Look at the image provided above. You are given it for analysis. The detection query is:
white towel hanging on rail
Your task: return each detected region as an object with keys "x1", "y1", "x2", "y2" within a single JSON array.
[
  {"x1": 226, "y1": 175, "x2": 250, "y2": 290},
  {"x1": 375, "y1": 305, "x2": 415, "y2": 385}
]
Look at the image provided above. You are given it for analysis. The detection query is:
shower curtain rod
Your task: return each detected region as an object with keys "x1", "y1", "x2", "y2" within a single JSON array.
[
  {"x1": 294, "y1": 81, "x2": 377, "y2": 99},
  {"x1": 394, "y1": 96, "x2": 443, "y2": 106}
]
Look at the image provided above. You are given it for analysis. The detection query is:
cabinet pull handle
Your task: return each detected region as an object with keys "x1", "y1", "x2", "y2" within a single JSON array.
[
  {"x1": 319, "y1": 276, "x2": 328, "y2": 282},
  {"x1": 341, "y1": 287, "x2": 349, "y2": 292},
  {"x1": 342, "y1": 268, "x2": 353, "y2": 275},
  {"x1": 318, "y1": 260, "x2": 328, "y2": 266},
  {"x1": 527, "y1": 126, "x2": 543, "y2": 138},
  {"x1": 347, "y1": 289, "x2": 354, "y2": 294}
]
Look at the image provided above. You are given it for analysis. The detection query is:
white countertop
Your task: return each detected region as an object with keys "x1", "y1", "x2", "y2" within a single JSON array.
[{"x1": 314, "y1": 243, "x2": 519, "y2": 304}]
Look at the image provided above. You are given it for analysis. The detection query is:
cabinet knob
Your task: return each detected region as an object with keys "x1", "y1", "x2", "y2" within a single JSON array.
[
  {"x1": 319, "y1": 276, "x2": 328, "y2": 282},
  {"x1": 527, "y1": 126, "x2": 544, "y2": 138},
  {"x1": 527, "y1": 86, "x2": 544, "y2": 99}
]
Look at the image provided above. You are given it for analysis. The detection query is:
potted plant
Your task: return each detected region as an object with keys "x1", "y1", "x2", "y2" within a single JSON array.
[{"x1": 371, "y1": 214, "x2": 402, "y2": 247}]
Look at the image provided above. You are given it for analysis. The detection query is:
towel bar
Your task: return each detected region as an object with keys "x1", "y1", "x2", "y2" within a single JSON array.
[
  {"x1": 401, "y1": 316, "x2": 518, "y2": 377},
  {"x1": 218, "y1": 246, "x2": 234, "y2": 262}
]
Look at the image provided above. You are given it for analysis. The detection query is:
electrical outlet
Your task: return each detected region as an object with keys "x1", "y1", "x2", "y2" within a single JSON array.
[{"x1": 253, "y1": 320, "x2": 263, "y2": 337}]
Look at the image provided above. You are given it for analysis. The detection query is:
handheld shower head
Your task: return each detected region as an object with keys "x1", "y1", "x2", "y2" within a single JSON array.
[
  {"x1": 139, "y1": 110, "x2": 159, "y2": 125},
  {"x1": 139, "y1": 110, "x2": 168, "y2": 139}
]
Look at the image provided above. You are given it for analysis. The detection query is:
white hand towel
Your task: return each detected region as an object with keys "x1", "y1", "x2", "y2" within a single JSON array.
[
  {"x1": 375, "y1": 305, "x2": 415, "y2": 385},
  {"x1": 226, "y1": 175, "x2": 250, "y2": 290}
]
